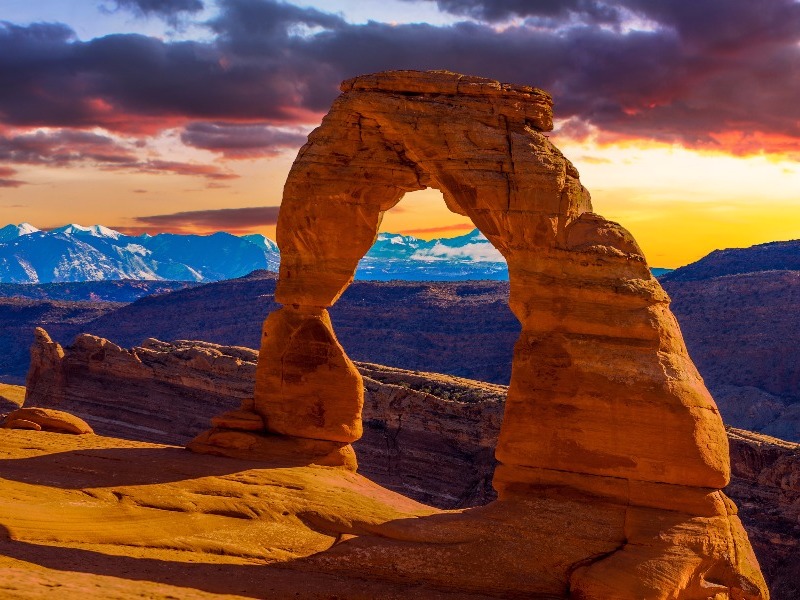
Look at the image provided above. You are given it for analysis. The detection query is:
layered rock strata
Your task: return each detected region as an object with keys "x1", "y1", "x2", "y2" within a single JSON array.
[
  {"x1": 195, "y1": 69, "x2": 765, "y2": 597},
  {"x1": 24, "y1": 328, "x2": 256, "y2": 445}
]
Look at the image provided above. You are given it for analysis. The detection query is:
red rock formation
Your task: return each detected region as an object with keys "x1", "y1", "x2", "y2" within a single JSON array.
[
  {"x1": 190, "y1": 70, "x2": 765, "y2": 598},
  {"x1": 727, "y1": 429, "x2": 800, "y2": 599},
  {"x1": 24, "y1": 330, "x2": 256, "y2": 444},
  {"x1": 24, "y1": 331, "x2": 503, "y2": 507}
]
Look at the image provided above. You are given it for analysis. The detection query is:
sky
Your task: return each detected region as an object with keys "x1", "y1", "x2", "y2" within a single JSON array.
[{"x1": 0, "y1": 0, "x2": 799, "y2": 268}]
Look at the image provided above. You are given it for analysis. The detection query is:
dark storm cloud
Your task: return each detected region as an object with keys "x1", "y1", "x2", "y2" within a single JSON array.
[
  {"x1": 105, "y1": 0, "x2": 205, "y2": 26},
  {"x1": 180, "y1": 122, "x2": 308, "y2": 157},
  {"x1": 0, "y1": 130, "x2": 137, "y2": 166},
  {"x1": 405, "y1": 0, "x2": 623, "y2": 25},
  {"x1": 209, "y1": 0, "x2": 345, "y2": 55},
  {"x1": 134, "y1": 205, "x2": 281, "y2": 229},
  {"x1": 1, "y1": 0, "x2": 799, "y2": 156},
  {"x1": 0, "y1": 17, "x2": 328, "y2": 132},
  {"x1": 0, "y1": 129, "x2": 235, "y2": 181}
]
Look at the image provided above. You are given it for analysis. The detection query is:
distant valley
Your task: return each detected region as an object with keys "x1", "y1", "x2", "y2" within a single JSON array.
[{"x1": 1, "y1": 235, "x2": 799, "y2": 441}]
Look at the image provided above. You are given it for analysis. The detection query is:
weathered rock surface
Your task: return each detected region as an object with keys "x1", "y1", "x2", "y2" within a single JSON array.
[
  {"x1": 727, "y1": 429, "x2": 800, "y2": 600},
  {"x1": 0, "y1": 429, "x2": 479, "y2": 600},
  {"x1": 1, "y1": 407, "x2": 92, "y2": 434},
  {"x1": 24, "y1": 328, "x2": 257, "y2": 445},
  {"x1": 22, "y1": 333, "x2": 799, "y2": 596},
  {"x1": 0, "y1": 428, "x2": 789, "y2": 600},
  {"x1": 226, "y1": 69, "x2": 765, "y2": 598}
]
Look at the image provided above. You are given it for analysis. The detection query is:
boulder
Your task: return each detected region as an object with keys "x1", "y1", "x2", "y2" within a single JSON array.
[{"x1": 2, "y1": 407, "x2": 92, "y2": 434}]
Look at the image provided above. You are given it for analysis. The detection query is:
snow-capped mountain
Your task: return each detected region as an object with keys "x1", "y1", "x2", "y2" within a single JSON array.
[
  {"x1": 356, "y1": 229, "x2": 509, "y2": 280},
  {"x1": 51, "y1": 224, "x2": 123, "y2": 240},
  {"x1": 240, "y1": 234, "x2": 281, "y2": 271},
  {"x1": 0, "y1": 222, "x2": 39, "y2": 243},
  {"x1": 0, "y1": 223, "x2": 511, "y2": 283},
  {"x1": 0, "y1": 224, "x2": 280, "y2": 284},
  {"x1": 0, "y1": 223, "x2": 671, "y2": 283}
]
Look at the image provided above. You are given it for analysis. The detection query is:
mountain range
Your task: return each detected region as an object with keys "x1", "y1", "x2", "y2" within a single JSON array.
[
  {"x1": 0, "y1": 222, "x2": 669, "y2": 284},
  {"x1": 0, "y1": 223, "x2": 280, "y2": 283}
]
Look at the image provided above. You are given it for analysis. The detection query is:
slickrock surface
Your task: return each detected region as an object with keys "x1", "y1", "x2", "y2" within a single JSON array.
[
  {"x1": 0, "y1": 429, "x2": 491, "y2": 600},
  {"x1": 213, "y1": 69, "x2": 766, "y2": 598},
  {"x1": 2, "y1": 428, "x2": 792, "y2": 599}
]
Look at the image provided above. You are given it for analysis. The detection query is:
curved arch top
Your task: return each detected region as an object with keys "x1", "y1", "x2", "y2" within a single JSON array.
[{"x1": 275, "y1": 70, "x2": 593, "y2": 310}]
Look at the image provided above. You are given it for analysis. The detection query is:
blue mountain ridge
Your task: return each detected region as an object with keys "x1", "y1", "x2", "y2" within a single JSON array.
[{"x1": 0, "y1": 223, "x2": 671, "y2": 283}]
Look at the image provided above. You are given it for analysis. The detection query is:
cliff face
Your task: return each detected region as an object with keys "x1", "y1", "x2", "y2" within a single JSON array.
[
  {"x1": 6, "y1": 269, "x2": 800, "y2": 443},
  {"x1": 727, "y1": 429, "x2": 800, "y2": 600},
  {"x1": 25, "y1": 329, "x2": 256, "y2": 445},
  {"x1": 23, "y1": 331, "x2": 799, "y2": 596}
]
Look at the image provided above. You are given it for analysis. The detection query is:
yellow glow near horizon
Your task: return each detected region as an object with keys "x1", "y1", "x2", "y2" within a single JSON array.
[
  {"x1": 1, "y1": 139, "x2": 798, "y2": 269},
  {"x1": 561, "y1": 140, "x2": 800, "y2": 267},
  {"x1": 376, "y1": 141, "x2": 800, "y2": 268}
]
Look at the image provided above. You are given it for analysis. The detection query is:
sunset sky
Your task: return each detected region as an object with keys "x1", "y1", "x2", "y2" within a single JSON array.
[{"x1": 1, "y1": 0, "x2": 799, "y2": 268}]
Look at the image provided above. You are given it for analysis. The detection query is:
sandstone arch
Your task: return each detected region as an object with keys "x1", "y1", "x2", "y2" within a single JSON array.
[{"x1": 195, "y1": 71, "x2": 768, "y2": 599}]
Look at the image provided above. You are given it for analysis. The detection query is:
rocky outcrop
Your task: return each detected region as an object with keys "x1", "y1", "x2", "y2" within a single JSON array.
[
  {"x1": 186, "y1": 70, "x2": 766, "y2": 598},
  {"x1": 727, "y1": 429, "x2": 800, "y2": 599},
  {"x1": 24, "y1": 328, "x2": 256, "y2": 445}
]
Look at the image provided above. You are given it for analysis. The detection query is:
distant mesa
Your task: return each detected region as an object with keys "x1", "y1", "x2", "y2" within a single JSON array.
[{"x1": 661, "y1": 238, "x2": 800, "y2": 282}]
